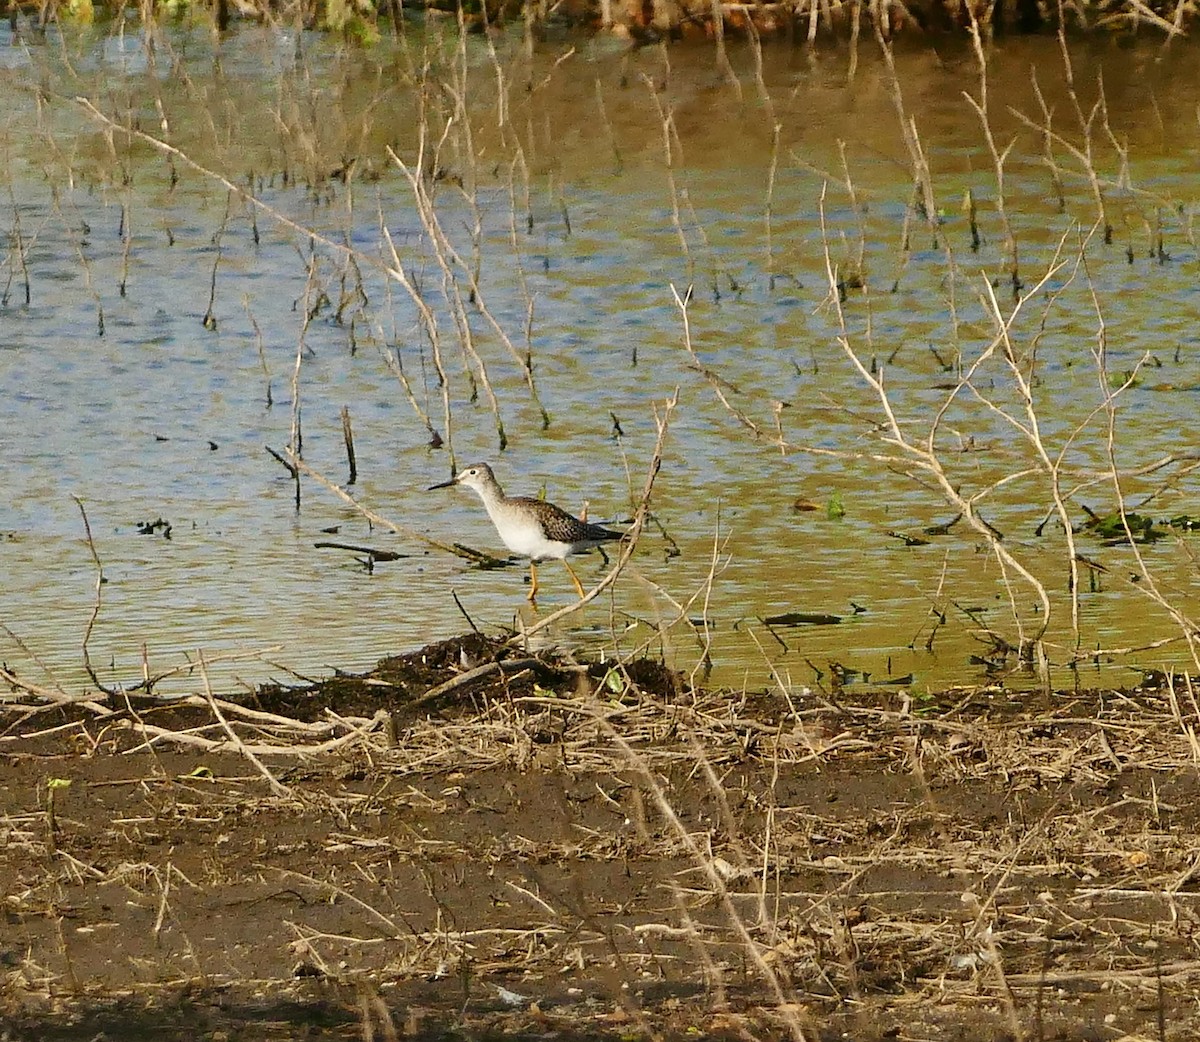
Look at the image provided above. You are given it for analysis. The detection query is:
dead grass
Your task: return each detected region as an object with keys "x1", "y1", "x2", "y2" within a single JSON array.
[{"x1": 4, "y1": 636, "x2": 1200, "y2": 1040}]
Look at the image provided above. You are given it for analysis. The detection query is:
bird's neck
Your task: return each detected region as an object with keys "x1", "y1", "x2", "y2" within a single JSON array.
[{"x1": 473, "y1": 482, "x2": 507, "y2": 514}]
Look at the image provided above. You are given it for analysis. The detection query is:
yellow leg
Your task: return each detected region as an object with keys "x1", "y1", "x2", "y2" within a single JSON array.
[
  {"x1": 527, "y1": 560, "x2": 539, "y2": 601},
  {"x1": 563, "y1": 559, "x2": 586, "y2": 599}
]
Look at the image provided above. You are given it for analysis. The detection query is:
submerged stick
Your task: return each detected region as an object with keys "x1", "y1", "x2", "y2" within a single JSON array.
[
  {"x1": 5, "y1": 186, "x2": 32, "y2": 305},
  {"x1": 265, "y1": 445, "x2": 298, "y2": 479},
  {"x1": 202, "y1": 191, "x2": 232, "y2": 331},
  {"x1": 314, "y1": 541, "x2": 407, "y2": 562},
  {"x1": 341, "y1": 405, "x2": 358, "y2": 485},
  {"x1": 287, "y1": 452, "x2": 502, "y2": 564}
]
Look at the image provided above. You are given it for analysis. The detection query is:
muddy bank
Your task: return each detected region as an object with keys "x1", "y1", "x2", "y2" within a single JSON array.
[{"x1": 4, "y1": 635, "x2": 1200, "y2": 1038}]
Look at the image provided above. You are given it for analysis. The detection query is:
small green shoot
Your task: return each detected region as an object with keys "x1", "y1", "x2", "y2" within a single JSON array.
[{"x1": 45, "y1": 777, "x2": 72, "y2": 838}]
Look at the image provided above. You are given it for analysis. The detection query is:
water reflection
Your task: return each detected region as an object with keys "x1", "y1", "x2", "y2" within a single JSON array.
[{"x1": 2, "y1": 26, "x2": 1199, "y2": 698}]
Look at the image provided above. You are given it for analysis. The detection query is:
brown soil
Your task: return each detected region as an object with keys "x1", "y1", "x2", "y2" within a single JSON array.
[{"x1": 4, "y1": 635, "x2": 1200, "y2": 1040}]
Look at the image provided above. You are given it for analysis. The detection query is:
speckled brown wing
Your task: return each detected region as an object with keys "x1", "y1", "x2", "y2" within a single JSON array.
[{"x1": 509, "y1": 496, "x2": 622, "y2": 546}]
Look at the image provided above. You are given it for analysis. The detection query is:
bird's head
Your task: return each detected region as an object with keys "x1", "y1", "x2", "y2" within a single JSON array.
[{"x1": 427, "y1": 462, "x2": 496, "y2": 494}]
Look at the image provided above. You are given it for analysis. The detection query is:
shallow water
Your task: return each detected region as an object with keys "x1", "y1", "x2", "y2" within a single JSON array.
[{"x1": 2, "y1": 21, "x2": 1200, "y2": 698}]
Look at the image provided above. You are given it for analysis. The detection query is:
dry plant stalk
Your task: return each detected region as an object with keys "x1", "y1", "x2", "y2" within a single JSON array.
[
  {"x1": 665, "y1": 36, "x2": 1200, "y2": 688},
  {"x1": 817, "y1": 185, "x2": 1078, "y2": 686}
]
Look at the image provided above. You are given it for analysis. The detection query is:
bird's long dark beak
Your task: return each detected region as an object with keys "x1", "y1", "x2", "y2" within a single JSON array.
[{"x1": 427, "y1": 477, "x2": 458, "y2": 491}]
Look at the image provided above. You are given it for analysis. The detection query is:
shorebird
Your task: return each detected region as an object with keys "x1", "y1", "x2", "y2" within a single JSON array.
[{"x1": 428, "y1": 462, "x2": 623, "y2": 601}]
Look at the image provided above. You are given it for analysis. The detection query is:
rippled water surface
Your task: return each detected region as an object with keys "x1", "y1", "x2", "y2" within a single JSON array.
[{"x1": 3, "y1": 22, "x2": 1200, "y2": 697}]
